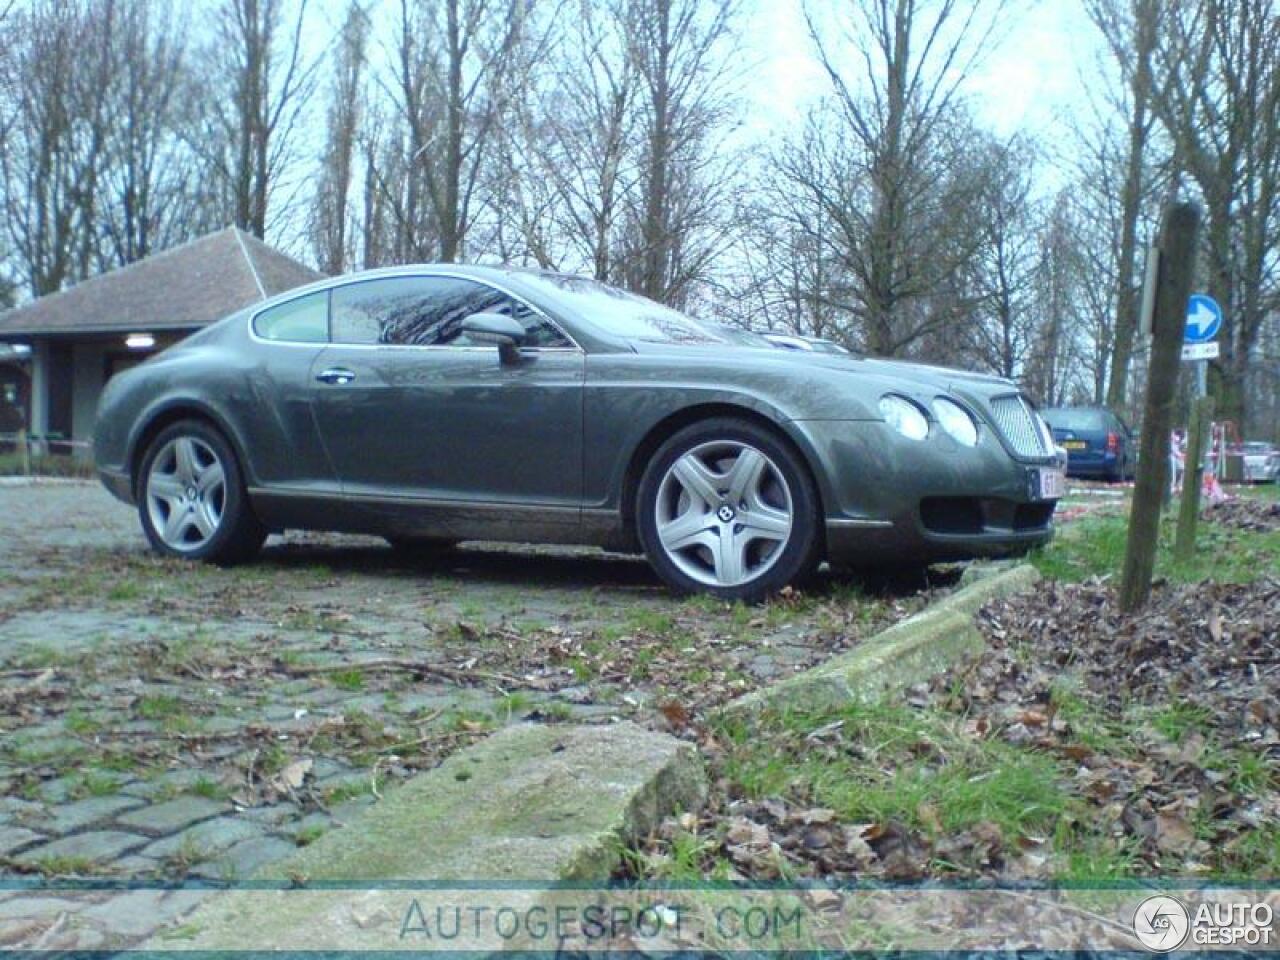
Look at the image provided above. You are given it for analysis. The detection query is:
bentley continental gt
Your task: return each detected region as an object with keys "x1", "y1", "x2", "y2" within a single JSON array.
[{"x1": 94, "y1": 265, "x2": 1064, "y2": 600}]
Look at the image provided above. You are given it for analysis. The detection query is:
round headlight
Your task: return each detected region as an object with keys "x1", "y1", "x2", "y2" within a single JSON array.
[
  {"x1": 931, "y1": 397, "x2": 978, "y2": 446},
  {"x1": 879, "y1": 395, "x2": 929, "y2": 441}
]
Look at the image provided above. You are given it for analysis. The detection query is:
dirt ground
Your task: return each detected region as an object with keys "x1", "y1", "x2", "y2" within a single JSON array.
[{"x1": 0, "y1": 480, "x2": 940, "y2": 889}]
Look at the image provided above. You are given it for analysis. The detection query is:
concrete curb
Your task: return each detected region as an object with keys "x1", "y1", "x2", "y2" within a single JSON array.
[
  {"x1": 142, "y1": 721, "x2": 704, "y2": 949},
  {"x1": 0, "y1": 476, "x2": 95, "y2": 487},
  {"x1": 718, "y1": 563, "x2": 1041, "y2": 719}
]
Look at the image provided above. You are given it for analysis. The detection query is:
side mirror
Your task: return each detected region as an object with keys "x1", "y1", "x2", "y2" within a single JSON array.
[{"x1": 460, "y1": 312, "x2": 526, "y2": 364}]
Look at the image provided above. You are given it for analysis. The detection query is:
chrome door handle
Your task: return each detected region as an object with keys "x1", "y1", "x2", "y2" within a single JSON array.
[{"x1": 316, "y1": 368, "x2": 356, "y2": 385}]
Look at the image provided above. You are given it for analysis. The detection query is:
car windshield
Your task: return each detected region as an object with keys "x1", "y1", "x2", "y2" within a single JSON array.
[
  {"x1": 1242, "y1": 442, "x2": 1271, "y2": 454},
  {"x1": 515, "y1": 273, "x2": 739, "y2": 344},
  {"x1": 810, "y1": 339, "x2": 850, "y2": 354},
  {"x1": 1042, "y1": 408, "x2": 1106, "y2": 431}
]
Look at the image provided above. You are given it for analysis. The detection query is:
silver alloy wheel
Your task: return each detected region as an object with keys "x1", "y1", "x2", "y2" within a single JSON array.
[
  {"x1": 654, "y1": 440, "x2": 793, "y2": 587},
  {"x1": 146, "y1": 436, "x2": 226, "y2": 552}
]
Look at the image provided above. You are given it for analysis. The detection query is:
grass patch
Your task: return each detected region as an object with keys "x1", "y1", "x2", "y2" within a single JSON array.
[
  {"x1": 329, "y1": 669, "x2": 365, "y2": 691},
  {"x1": 294, "y1": 824, "x2": 327, "y2": 847},
  {"x1": 1031, "y1": 511, "x2": 1280, "y2": 585},
  {"x1": 624, "y1": 609, "x2": 676, "y2": 636},
  {"x1": 723, "y1": 703, "x2": 1067, "y2": 847},
  {"x1": 323, "y1": 780, "x2": 372, "y2": 806},
  {"x1": 188, "y1": 776, "x2": 229, "y2": 801},
  {"x1": 1143, "y1": 702, "x2": 1214, "y2": 744},
  {"x1": 703, "y1": 685, "x2": 1280, "y2": 882},
  {"x1": 495, "y1": 692, "x2": 532, "y2": 722},
  {"x1": 0, "y1": 452, "x2": 95, "y2": 478},
  {"x1": 136, "y1": 695, "x2": 184, "y2": 720},
  {"x1": 64, "y1": 710, "x2": 102, "y2": 736},
  {"x1": 26, "y1": 855, "x2": 102, "y2": 876},
  {"x1": 75, "y1": 772, "x2": 121, "y2": 798}
]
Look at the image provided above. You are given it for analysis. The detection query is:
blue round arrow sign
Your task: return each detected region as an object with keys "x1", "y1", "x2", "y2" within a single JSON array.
[{"x1": 1185, "y1": 293, "x2": 1222, "y2": 343}]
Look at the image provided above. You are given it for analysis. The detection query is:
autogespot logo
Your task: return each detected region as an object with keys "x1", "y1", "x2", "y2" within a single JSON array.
[{"x1": 1133, "y1": 895, "x2": 1191, "y2": 952}]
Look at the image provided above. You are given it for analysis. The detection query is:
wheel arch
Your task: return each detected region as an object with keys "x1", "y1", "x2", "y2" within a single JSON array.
[
  {"x1": 618, "y1": 402, "x2": 832, "y2": 546},
  {"x1": 127, "y1": 399, "x2": 251, "y2": 500}
]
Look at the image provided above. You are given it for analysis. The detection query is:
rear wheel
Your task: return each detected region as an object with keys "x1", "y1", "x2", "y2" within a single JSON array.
[
  {"x1": 636, "y1": 418, "x2": 822, "y2": 602},
  {"x1": 138, "y1": 420, "x2": 265, "y2": 564}
]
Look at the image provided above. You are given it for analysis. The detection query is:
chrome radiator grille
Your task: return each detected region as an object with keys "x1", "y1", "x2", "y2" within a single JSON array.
[{"x1": 989, "y1": 394, "x2": 1052, "y2": 459}]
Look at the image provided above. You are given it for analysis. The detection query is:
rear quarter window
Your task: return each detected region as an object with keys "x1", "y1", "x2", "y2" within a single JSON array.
[{"x1": 253, "y1": 291, "x2": 329, "y2": 343}]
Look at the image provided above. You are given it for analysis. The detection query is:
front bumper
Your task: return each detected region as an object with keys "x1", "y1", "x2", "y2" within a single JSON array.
[
  {"x1": 798, "y1": 419, "x2": 1059, "y2": 565},
  {"x1": 98, "y1": 467, "x2": 134, "y2": 505}
]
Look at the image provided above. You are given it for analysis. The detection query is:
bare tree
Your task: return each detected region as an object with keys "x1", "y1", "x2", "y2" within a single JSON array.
[
  {"x1": 964, "y1": 135, "x2": 1041, "y2": 379},
  {"x1": 1087, "y1": 0, "x2": 1161, "y2": 411},
  {"x1": 310, "y1": 1, "x2": 369, "y2": 274},
  {"x1": 770, "y1": 0, "x2": 1003, "y2": 356},
  {"x1": 0, "y1": 0, "x2": 117, "y2": 295},
  {"x1": 622, "y1": 0, "x2": 738, "y2": 305},
  {"x1": 370, "y1": 0, "x2": 527, "y2": 263},
  {"x1": 1023, "y1": 191, "x2": 1093, "y2": 407},
  {"x1": 1148, "y1": 0, "x2": 1280, "y2": 430},
  {"x1": 186, "y1": 0, "x2": 319, "y2": 239},
  {"x1": 500, "y1": 0, "x2": 641, "y2": 277},
  {"x1": 99, "y1": 0, "x2": 194, "y2": 267}
]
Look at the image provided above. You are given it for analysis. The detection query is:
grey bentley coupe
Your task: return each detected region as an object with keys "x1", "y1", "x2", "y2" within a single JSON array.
[{"x1": 93, "y1": 265, "x2": 1063, "y2": 600}]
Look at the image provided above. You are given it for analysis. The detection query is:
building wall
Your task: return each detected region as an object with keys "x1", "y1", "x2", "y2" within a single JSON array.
[
  {"x1": 71, "y1": 341, "x2": 111, "y2": 456},
  {"x1": 0, "y1": 362, "x2": 29, "y2": 434},
  {"x1": 16, "y1": 330, "x2": 196, "y2": 459}
]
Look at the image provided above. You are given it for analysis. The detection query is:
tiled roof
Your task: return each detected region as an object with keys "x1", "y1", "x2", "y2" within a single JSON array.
[{"x1": 0, "y1": 227, "x2": 323, "y2": 337}]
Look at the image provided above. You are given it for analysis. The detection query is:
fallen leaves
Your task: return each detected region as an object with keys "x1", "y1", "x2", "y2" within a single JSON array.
[
  {"x1": 1205, "y1": 497, "x2": 1280, "y2": 533},
  {"x1": 632, "y1": 572, "x2": 1278, "y2": 885}
]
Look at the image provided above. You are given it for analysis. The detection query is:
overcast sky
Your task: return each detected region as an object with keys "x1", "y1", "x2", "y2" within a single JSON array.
[
  {"x1": 739, "y1": 0, "x2": 1104, "y2": 140},
  {"x1": 285, "y1": 0, "x2": 1109, "y2": 250},
  {"x1": 304, "y1": 0, "x2": 1105, "y2": 141}
]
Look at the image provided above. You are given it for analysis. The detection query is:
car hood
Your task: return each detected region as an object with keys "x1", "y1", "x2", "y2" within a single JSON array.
[{"x1": 627, "y1": 341, "x2": 1019, "y2": 395}]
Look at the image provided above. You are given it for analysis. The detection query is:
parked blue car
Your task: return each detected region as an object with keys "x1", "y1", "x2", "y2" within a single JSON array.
[{"x1": 1040, "y1": 406, "x2": 1135, "y2": 482}]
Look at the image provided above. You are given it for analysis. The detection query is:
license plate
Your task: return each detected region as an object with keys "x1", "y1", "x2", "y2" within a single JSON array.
[
  {"x1": 1038, "y1": 468, "x2": 1066, "y2": 500},
  {"x1": 1062, "y1": 440, "x2": 1087, "y2": 450}
]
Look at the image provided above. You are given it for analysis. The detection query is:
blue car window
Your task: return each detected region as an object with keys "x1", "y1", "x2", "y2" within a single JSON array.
[{"x1": 331, "y1": 276, "x2": 571, "y2": 348}]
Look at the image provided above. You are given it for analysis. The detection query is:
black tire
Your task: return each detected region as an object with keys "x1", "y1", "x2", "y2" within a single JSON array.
[
  {"x1": 136, "y1": 419, "x2": 265, "y2": 564},
  {"x1": 635, "y1": 417, "x2": 822, "y2": 602}
]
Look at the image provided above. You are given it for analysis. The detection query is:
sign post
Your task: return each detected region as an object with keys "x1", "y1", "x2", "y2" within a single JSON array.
[
  {"x1": 1173, "y1": 292, "x2": 1222, "y2": 564},
  {"x1": 1120, "y1": 203, "x2": 1201, "y2": 613},
  {"x1": 1182, "y1": 292, "x2": 1222, "y2": 395}
]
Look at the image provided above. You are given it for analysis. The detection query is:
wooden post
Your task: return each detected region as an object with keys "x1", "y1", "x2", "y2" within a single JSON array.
[
  {"x1": 1174, "y1": 396, "x2": 1213, "y2": 563},
  {"x1": 17, "y1": 427, "x2": 30, "y2": 476},
  {"x1": 1119, "y1": 202, "x2": 1201, "y2": 612}
]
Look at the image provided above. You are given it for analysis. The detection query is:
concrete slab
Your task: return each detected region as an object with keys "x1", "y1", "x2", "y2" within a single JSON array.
[
  {"x1": 144, "y1": 721, "x2": 704, "y2": 949},
  {"x1": 720, "y1": 564, "x2": 1041, "y2": 717}
]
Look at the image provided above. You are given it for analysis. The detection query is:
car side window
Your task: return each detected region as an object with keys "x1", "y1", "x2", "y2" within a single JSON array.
[
  {"x1": 253, "y1": 291, "x2": 329, "y2": 343},
  {"x1": 330, "y1": 276, "x2": 572, "y2": 349}
]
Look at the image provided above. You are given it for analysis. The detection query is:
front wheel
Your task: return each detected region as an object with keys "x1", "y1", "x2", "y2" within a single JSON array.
[
  {"x1": 137, "y1": 420, "x2": 265, "y2": 564},
  {"x1": 636, "y1": 418, "x2": 822, "y2": 602}
]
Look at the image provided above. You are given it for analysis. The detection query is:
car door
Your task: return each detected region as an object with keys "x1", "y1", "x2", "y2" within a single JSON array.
[
  {"x1": 243, "y1": 290, "x2": 339, "y2": 493},
  {"x1": 308, "y1": 274, "x2": 585, "y2": 532}
]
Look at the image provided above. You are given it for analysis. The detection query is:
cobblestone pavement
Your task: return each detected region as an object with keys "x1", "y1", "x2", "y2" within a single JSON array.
[{"x1": 0, "y1": 480, "x2": 938, "y2": 947}]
